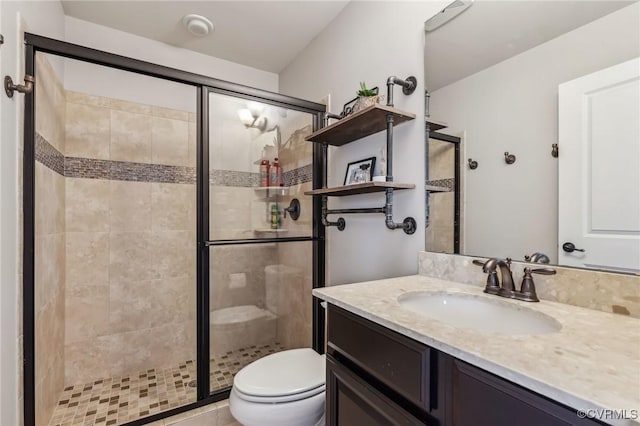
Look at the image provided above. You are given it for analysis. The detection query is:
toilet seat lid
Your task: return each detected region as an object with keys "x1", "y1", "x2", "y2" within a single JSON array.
[{"x1": 233, "y1": 348, "x2": 325, "y2": 397}]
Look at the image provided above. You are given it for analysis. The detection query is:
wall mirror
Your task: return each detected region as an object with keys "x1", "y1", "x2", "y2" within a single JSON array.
[{"x1": 423, "y1": 0, "x2": 640, "y2": 273}]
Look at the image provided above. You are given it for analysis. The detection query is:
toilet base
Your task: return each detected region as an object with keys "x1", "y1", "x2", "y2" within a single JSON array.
[{"x1": 229, "y1": 387, "x2": 325, "y2": 426}]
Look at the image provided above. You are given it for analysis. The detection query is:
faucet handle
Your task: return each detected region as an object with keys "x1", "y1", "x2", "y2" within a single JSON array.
[
  {"x1": 519, "y1": 267, "x2": 540, "y2": 302},
  {"x1": 472, "y1": 259, "x2": 486, "y2": 267}
]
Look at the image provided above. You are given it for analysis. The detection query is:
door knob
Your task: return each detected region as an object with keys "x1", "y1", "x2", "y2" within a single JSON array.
[{"x1": 562, "y1": 242, "x2": 585, "y2": 253}]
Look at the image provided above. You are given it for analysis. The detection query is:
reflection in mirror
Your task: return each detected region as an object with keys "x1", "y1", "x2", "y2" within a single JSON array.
[{"x1": 423, "y1": 0, "x2": 640, "y2": 273}]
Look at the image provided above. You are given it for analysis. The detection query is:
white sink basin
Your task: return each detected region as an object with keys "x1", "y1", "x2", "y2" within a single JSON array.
[{"x1": 397, "y1": 292, "x2": 561, "y2": 335}]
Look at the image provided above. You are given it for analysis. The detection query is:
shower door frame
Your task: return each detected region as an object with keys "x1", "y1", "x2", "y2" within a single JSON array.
[
  {"x1": 22, "y1": 33, "x2": 326, "y2": 426},
  {"x1": 427, "y1": 131, "x2": 461, "y2": 254}
]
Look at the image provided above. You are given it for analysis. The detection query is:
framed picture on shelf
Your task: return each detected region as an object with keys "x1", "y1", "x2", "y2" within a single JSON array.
[{"x1": 344, "y1": 157, "x2": 376, "y2": 185}]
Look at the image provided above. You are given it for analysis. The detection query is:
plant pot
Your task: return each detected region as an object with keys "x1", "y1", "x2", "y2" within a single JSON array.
[{"x1": 354, "y1": 95, "x2": 379, "y2": 112}]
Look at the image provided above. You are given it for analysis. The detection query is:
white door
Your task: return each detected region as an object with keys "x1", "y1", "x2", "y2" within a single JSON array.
[{"x1": 558, "y1": 57, "x2": 640, "y2": 272}]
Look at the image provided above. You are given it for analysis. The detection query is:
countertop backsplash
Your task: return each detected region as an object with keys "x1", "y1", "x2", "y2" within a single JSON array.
[{"x1": 418, "y1": 251, "x2": 640, "y2": 318}]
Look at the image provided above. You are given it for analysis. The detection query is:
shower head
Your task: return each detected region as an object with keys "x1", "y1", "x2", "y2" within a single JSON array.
[{"x1": 425, "y1": 0, "x2": 473, "y2": 32}]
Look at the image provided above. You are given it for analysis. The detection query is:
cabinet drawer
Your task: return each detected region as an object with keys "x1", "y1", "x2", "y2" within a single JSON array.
[
  {"x1": 327, "y1": 305, "x2": 432, "y2": 412},
  {"x1": 327, "y1": 355, "x2": 425, "y2": 426}
]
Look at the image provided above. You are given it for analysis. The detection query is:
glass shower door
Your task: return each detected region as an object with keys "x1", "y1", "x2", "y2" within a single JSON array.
[
  {"x1": 33, "y1": 52, "x2": 198, "y2": 426},
  {"x1": 205, "y1": 91, "x2": 317, "y2": 393}
]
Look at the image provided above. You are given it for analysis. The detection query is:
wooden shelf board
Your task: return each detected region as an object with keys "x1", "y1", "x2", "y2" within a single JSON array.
[
  {"x1": 425, "y1": 117, "x2": 448, "y2": 131},
  {"x1": 425, "y1": 185, "x2": 451, "y2": 193},
  {"x1": 306, "y1": 104, "x2": 416, "y2": 146},
  {"x1": 304, "y1": 181, "x2": 415, "y2": 197}
]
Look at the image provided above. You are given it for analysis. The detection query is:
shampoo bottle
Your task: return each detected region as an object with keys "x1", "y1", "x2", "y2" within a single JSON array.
[
  {"x1": 270, "y1": 204, "x2": 280, "y2": 229},
  {"x1": 260, "y1": 160, "x2": 270, "y2": 187},
  {"x1": 270, "y1": 158, "x2": 283, "y2": 186}
]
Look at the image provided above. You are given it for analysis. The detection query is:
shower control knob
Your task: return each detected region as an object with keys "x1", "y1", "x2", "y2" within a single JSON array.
[{"x1": 562, "y1": 242, "x2": 585, "y2": 253}]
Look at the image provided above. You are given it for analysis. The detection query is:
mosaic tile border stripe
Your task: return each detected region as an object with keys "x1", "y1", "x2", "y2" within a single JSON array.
[
  {"x1": 284, "y1": 163, "x2": 312, "y2": 187},
  {"x1": 36, "y1": 133, "x2": 313, "y2": 187},
  {"x1": 35, "y1": 133, "x2": 65, "y2": 176},
  {"x1": 210, "y1": 169, "x2": 259, "y2": 187},
  {"x1": 426, "y1": 178, "x2": 455, "y2": 192},
  {"x1": 65, "y1": 157, "x2": 197, "y2": 184}
]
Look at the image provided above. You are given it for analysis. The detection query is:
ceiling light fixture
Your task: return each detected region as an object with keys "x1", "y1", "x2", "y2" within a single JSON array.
[
  {"x1": 182, "y1": 14, "x2": 214, "y2": 37},
  {"x1": 237, "y1": 104, "x2": 283, "y2": 133}
]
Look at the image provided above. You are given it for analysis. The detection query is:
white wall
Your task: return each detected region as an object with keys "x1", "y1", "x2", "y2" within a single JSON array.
[
  {"x1": 64, "y1": 16, "x2": 279, "y2": 111},
  {"x1": 280, "y1": 1, "x2": 448, "y2": 285},
  {"x1": 429, "y1": 3, "x2": 640, "y2": 263},
  {"x1": 0, "y1": 3, "x2": 66, "y2": 425}
]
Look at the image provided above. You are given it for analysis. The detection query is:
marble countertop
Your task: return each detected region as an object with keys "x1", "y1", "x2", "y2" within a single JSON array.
[{"x1": 313, "y1": 275, "x2": 640, "y2": 426}]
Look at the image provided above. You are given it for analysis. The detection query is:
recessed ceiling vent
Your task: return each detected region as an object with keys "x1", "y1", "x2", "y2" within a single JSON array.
[{"x1": 182, "y1": 14, "x2": 214, "y2": 37}]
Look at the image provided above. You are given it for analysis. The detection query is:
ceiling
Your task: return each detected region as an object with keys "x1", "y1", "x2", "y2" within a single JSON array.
[
  {"x1": 425, "y1": 0, "x2": 637, "y2": 91},
  {"x1": 61, "y1": 1, "x2": 350, "y2": 73}
]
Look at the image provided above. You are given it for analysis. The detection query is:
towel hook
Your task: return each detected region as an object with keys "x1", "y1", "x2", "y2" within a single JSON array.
[{"x1": 504, "y1": 152, "x2": 516, "y2": 165}]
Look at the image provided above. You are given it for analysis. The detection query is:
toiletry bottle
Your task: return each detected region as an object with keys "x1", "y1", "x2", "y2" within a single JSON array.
[
  {"x1": 270, "y1": 158, "x2": 283, "y2": 186},
  {"x1": 260, "y1": 160, "x2": 270, "y2": 187},
  {"x1": 270, "y1": 204, "x2": 280, "y2": 229}
]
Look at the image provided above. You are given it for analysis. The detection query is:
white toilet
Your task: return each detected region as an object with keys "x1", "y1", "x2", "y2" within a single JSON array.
[{"x1": 229, "y1": 348, "x2": 326, "y2": 426}]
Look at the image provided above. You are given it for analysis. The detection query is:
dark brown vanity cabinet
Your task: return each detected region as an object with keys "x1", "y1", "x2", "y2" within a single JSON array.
[{"x1": 326, "y1": 304, "x2": 604, "y2": 426}]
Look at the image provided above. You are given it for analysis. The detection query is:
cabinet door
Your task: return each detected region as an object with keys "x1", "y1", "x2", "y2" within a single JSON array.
[
  {"x1": 327, "y1": 355, "x2": 427, "y2": 426},
  {"x1": 327, "y1": 304, "x2": 432, "y2": 412},
  {"x1": 450, "y1": 360, "x2": 603, "y2": 426}
]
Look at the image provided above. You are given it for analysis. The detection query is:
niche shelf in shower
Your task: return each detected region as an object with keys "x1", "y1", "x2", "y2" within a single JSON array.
[
  {"x1": 305, "y1": 104, "x2": 415, "y2": 146},
  {"x1": 253, "y1": 186, "x2": 289, "y2": 200},
  {"x1": 305, "y1": 181, "x2": 415, "y2": 197}
]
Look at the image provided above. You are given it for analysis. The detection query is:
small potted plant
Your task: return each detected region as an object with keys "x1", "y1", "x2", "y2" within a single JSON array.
[{"x1": 354, "y1": 81, "x2": 381, "y2": 112}]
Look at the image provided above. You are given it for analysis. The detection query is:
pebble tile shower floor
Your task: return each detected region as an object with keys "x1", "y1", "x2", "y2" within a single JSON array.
[{"x1": 48, "y1": 342, "x2": 285, "y2": 426}]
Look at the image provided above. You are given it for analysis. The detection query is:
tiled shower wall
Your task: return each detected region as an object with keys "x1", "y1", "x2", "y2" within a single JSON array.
[
  {"x1": 62, "y1": 91, "x2": 198, "y2": 385},
  {"x1": 35, "y1": 54, "x2": 67, "y2": 426}
]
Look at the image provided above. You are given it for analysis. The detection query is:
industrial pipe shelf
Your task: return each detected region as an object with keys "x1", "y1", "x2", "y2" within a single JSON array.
[{"x1": 305, "y1": 75, "x2": 419, "y2": 234}]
